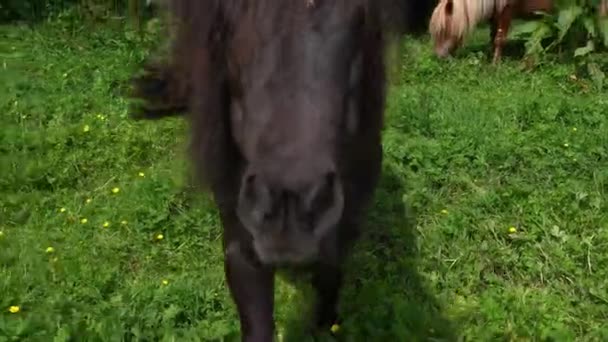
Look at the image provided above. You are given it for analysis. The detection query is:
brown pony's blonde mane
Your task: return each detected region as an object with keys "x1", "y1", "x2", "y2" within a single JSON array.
[{"x1": 429, "y1": 0, "x2": 509, "y2": 46}]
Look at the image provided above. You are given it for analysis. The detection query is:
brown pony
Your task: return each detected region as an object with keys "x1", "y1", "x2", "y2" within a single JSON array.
[
  {"x1": 429, "y1": 0, "x2": 555, "y2": 64},
  {"x1": 128, "y1": 0, "x2": 430, "y2": 340}
]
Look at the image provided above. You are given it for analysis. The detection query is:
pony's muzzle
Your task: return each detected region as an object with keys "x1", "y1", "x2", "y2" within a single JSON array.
[
  {"x1": 434, "y1": 42, "x2": 453, "y2": 58},
  {"x1": 236, "y1": 165, "x2": 345, "y2": 239}
]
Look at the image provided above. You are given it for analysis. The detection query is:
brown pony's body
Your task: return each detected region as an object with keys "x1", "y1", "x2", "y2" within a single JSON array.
[
  {"x1": 129, "y1": 0, "x2": 431, "y2": 340},
  {"x1": 429, "y1": 0, "x2": 556, "y2": 63}
]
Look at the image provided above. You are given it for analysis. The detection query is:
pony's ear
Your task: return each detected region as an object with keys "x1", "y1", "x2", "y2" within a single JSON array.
[{"x1": 445, "y1": 0, "x2": 454, "y2": 15}]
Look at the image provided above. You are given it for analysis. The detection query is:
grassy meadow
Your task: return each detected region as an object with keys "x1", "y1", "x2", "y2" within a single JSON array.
[{"x1": 1, "y1": 18, "x2": 608, "y2": 341}]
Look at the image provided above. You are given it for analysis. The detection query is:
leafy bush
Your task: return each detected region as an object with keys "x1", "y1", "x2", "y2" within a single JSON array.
[{"x1": 512, "y1": 0, "x2": 608, "y2": 59}]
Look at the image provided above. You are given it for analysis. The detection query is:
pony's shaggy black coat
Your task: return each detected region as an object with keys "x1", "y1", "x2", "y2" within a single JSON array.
[{"x1": 129, "y1": 0, "x2": 435, "y2": 340}]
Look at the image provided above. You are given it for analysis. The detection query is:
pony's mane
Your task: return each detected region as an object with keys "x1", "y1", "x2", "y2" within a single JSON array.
[{"x1": 429, "y1": 0, "x2": 509, "y2": 42}]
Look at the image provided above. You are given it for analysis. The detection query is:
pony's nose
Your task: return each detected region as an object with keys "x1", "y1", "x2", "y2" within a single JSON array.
[
  {"x1": 435, "y1": 44, "x2": 451, "y2": 58},
  {"x1": 236, "y1": 168, "x2": 344, "y2": 235}
]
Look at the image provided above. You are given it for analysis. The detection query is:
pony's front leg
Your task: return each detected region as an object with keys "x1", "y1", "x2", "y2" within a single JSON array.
[
  {"x1": 312, "y1": 262, "x2": 343, "y2": 331},
  {"x1": 224, "y1": 237, "x2": 275, "y2": 342},
  {"x1": 490, "y1": 14, "x2": 498, "y2": 49},
  {"x1": 310, "y1": 226, "x2": 359, "y2": 336},
  {"x1": 492, "y1": 4, "x2": 513, "y2": 64}
]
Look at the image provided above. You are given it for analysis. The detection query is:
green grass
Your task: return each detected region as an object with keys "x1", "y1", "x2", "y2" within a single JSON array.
[{"x1": 1, "y1": 19, "x2": 608, "y2": 341}]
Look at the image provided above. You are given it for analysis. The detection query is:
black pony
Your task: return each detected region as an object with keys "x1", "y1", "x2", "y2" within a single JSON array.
[{"x1": 129, "y1": 0, "x2": 435, "y2": 340}]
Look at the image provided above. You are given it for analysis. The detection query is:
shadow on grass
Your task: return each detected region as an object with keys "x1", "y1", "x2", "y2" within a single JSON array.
[{"x1": 279, "y1": 163, "x2": 457, "y2": 341}]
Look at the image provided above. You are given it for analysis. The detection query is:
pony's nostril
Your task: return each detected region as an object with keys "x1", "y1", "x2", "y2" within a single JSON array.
[
  {"x1": 303, "y1": 171, "x2": 344, "y2": 234},
  {"x1": 244, "y1": 171, "x2": 257, "y2": 185},
  {"x1": 237, "y1": 170, "x2": 274, "y2": 227},
  {"x1": 324, "y1": 171, "x2": 336, "y2": 188},
  {"x1": 241, "y1": 172, "x2": 261, "y2": 201},
  {"x1": 308, "y1": 172, "x2": 336, "y2": 210}
]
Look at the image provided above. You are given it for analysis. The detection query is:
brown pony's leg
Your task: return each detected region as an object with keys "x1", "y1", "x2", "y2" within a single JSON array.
[
  {"x1": 490, "y1": 15, "x2": 498, "y2": 50},
  {"x1": 600, "y1": 0, "x2": 608, "y2": 18},
  {"x1": 492, "y1": 4, "x2": 513, "y2": 64}
]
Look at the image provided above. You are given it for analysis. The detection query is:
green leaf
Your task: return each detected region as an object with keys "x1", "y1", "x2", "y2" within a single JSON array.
[
  {"x1": 557, "y1": 6, "x2": 583, "y2": 42},
  {"x1": 599, "y1": 18, "x2": 608, "y2": 47},
  {"x1": 583, "y1": 17, "x2": 597, "y2": 38},
  {"x1": 574, "y1": 39, "x2": 594, "y2": 57},
  {"x1": 532, "y1": 10, "x2": 554, "y2": 19},
  {"x1": 510, "y1": 21, "x2": 542, "y2": 38},
  {"x1": 524, "y1": 22, "x2": 554, "y2": 55},
  {"x1": 587, "y1": 62, "x2": 605, "y2": 90}
]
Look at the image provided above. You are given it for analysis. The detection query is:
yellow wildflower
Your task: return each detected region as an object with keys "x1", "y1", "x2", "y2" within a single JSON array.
[
  {"x1": 563, "y1": 143, "x2": 569, "y2": 147},
  {"x1": 440, "y1": 209, "x2": 448, "y2": 215},
  {"x1": 8, "y1": 306, "x2": 20, "y2": 314},
  {"x1": 102, "y1": 221, "x2": 110, "y2": 228},
  {"x1": 162, "y1": 279, "x2": 169, "y2": 286},
  {"x1": 330, "y1": 324, "x2": 340, "y2": 334},
  {"x1": 0, "y1": 231, "x2": 4, "y2": 237},
  {"x1": 156, "y1": 234, "x2": 164, "y2": 241},
  {"x1": 81, "y1": 218, "x2": 88, "y2": 224},
  {"x1": 85, "y1": 198, "x2": 92, "y2": 204},
  {"x1": 121, "y1": 220, "x2": 128, "y2": 225},
  {"x1": 45, "y1": 247, "x2": 55, "y2": 254},
  {"x1": 508, "y1": 226, "x2": 517, "y2": 234},
  {"x1": 83, "y1": 125, "x2": 90, "y2": 133},
  {"x1": 111, "y1": 187, "x2": 120, "y2": 194},
  {"x1": 138, "y1": 172, "x2": 145, "y2": 177},
  {"x1": 59, "y1": 207, "x2": 66, "y2": 213}
]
